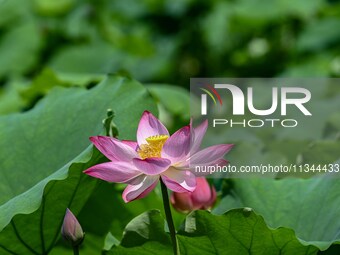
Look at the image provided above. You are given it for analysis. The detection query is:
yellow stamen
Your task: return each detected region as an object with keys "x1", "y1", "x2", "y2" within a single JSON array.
[{"x1": 138, "y1": 135, "x2": 169, "y2": 159}]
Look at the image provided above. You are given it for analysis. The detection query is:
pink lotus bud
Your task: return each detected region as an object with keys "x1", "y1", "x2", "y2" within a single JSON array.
[
  {"x1": 170, "y1": 177, "x2": 216, "y2": 213},
  {"x1": 61, "y1": 208, "x2": 84, "y2": 246}
]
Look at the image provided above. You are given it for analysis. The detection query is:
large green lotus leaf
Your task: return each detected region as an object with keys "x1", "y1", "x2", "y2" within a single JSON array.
[
  {"x1": 107, "y1": 209, "x2": 318, "y2": 255},
  {"x1": 49, "y1": 232, "x2": 109, "y2": 255},
  {"x1": 19, "y1": 68, "x2": 105, "y2": 110},
  {"x1": 0, "y1": 68, "x2": 105, "y2": 116},
  {"x1": 90, "y1": 184, "x2": 168, "y2": 241},
  {"x1": 0, "y1": 75, "x2": 157, "y2": 254},
  {"x1": 213, "y1": 175, "x2": 340, "y2": 250},
  {"x1": 58, "y1": 182, "x2": 165, "y2": 255},
  {"x1": 49, "y1": 176, "x2": 185, "y2": 254},
  {"x1": 0, "y1": 148, "x2": 101, "y2": 254}
]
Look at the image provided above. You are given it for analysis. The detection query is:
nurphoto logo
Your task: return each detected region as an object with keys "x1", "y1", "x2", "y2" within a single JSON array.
[{"x1": 199, "y1": 83, "x2": 312, "y2": 128}]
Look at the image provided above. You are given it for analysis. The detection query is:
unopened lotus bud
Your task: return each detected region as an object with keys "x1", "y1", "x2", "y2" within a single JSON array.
[
  {"x1": 171, "y1": 177, "x2": 216, "y2": 213},
  {"x1": 61, "y1": 208, "x2": 84, "y2": 246}
]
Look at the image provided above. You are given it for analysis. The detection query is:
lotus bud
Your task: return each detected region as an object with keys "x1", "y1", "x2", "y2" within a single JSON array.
[
  {"x1": 61, "y1": 208, "x2": 84, "y2": 246},
  {"x1": 171, "y1": 177, "x2": 216, "y2": 213}
]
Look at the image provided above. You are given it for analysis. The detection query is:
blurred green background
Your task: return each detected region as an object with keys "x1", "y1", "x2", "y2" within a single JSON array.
[{"x1": 1, "y1": 0, "x2": 340, "y2": 116}]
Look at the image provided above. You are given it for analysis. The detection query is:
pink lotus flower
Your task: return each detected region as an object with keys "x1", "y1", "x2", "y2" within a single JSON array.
[
  {"x1": 84, "y1": 111, "x2": 233, "y2": 202},
  {"x1": 171, "y1": 177, "x2": 216, "y2": 212}
]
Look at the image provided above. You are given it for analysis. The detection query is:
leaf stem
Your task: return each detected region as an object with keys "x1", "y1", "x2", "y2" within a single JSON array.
[
  {"x1": 160, "y1": 179, "x2": 180, "y2": 255},
  {"x1": 72, "y1": 245, "x2": 80, "y2": 255}
]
